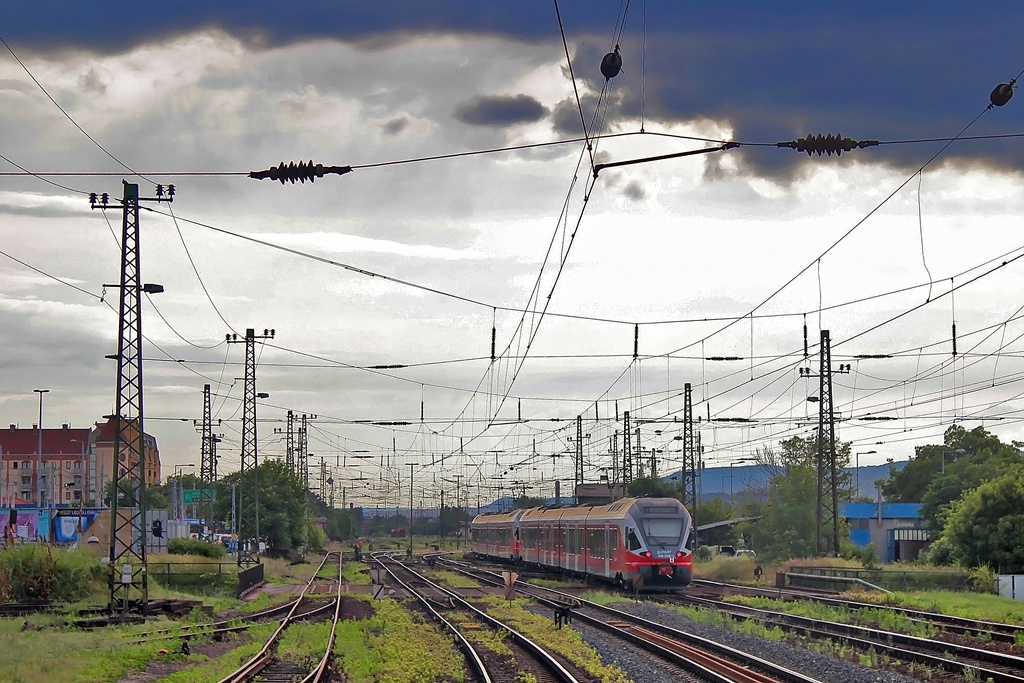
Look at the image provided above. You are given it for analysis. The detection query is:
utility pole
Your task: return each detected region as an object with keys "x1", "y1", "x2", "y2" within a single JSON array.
[
  {"x1": 682, "y1": 383, "x2": 698, "y2": 549},
  {"x1": 93, "y1": 181, "x2": 171, "y2": 615},
  {"x1": 574, "y1": 414, "x2": 583, "y2": 492},
  {"x1": 227, "y1": 327, "x2": 274, "y2": 566},
  {"x1": 199, "y1": 384, "x2": 214, "y2": 538},
  {"x1": 453, "y1": 473, "x2": 463, "y2": 549},
  {"x1": 407, "y1": 462, "x2": 418, "y2": 557},
  {"x1": 33, "y1": 389, "x2": 48, "y2": 507},
  {"x1": 319, "y1": 457, "x2": 327, "y2": 501},
  {"x1": 285, "y1": 410, "x2": 295, "y2": 472},
  {"x1": 622, "y1": 411, "x2": 633, "y2": 487},
  {"x1": 815, "y1": 330, "x2": 840, "y2": 557}
]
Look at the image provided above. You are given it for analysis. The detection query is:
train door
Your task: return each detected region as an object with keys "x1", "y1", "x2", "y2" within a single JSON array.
[{"x1": 604, "y1": 524, "x2": 610, "y2": 576}]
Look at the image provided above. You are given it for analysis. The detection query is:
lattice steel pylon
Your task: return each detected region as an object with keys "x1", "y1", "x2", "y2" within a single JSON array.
[
  {"x1": 227, "y1": 327, "x2": 274, "y2": 566},
  {"x1": 285, "y1": 410, "x2": 295, "y2": 471},
  {"x1": 681, "y1": 383, "x2": 698, "y2": 548},
  {"x1": 622, "y1": 411, "x2": 633, "y2": 487},
  {"x1": 199, "y1": 384, "x2": 214, "y2": 538},
  {"x1": 298, "y1": 414, "x2": 309, "y2": 487},
  {"x1": 816, "y1": 329, "x2": 840, "y2": 557},
  {"x1": 95, "y1": 181, "x2": 172, "y2": 615},
  {"x1": 574, "y1": 415, "x2": 583, "y2": 491}
]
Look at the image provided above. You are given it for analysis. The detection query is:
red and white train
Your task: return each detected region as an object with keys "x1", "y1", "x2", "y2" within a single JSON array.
[{"x1": 469, "y1": 497, "x2": 693, "y2": 589}]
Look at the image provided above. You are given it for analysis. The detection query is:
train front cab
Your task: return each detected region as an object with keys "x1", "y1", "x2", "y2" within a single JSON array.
[{"x1": 622, "y1": 499, "x2": 693, "y2": 588}]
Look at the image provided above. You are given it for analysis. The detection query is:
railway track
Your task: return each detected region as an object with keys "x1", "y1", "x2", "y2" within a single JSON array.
[
  {"x1": 694, "y1": 578, "x2": 1024, "y2": 644},
  {"x1": 668, "y1": 592, "x2": 1024, "y2": 683},
  {"x1": 217, "y1": 551, "x2": 344, "y2": 683},
  {"x1": 433, "y1": 555, "x2": 827, "y2": 683},
  {"x1": 372, "y1": 551, "x2": 581, "y2": 683}
]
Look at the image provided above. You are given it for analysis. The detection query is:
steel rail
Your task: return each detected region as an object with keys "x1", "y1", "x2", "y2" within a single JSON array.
[
  {"x1": 378, "y1": 553, "x2": 581, "y2": 683},
  {"x1": 300, "y1": 553, "x2": 345, "y2": 683},
  {"x1": 675, "y1": 594, "x2": 1024, "y2": 683},
  {"x1": 695, "y1": 578, "x2": 1024, "y2": 643},
  {"x1": 368, "y1": 552, "x2": 494, "y2": 683},
  {"x1": 217, "y1": 552, "x2": 338, "y2": 683},
  {"x1": 437, "y1": 557, "x2": 825, "y2": 683}
]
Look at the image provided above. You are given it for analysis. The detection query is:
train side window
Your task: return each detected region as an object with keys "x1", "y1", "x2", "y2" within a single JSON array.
[{"x1": 627, "y1": 528, "x2": 642, "y2": 551}]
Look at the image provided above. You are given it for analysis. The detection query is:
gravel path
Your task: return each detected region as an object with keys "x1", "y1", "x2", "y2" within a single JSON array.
[{"x1": 531, "y1": 600, "x2": 923, "y2": 683}]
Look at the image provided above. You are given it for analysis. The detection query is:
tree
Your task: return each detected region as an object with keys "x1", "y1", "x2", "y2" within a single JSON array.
[
  {"x1": 883, "y1": 425, "x2": 1020, "y2": 503},
  {"x1": 214, "y1": 460, "x2": 310, "y2": 551},
  {"x1": 750, "y1": 435, "x2": 852, "y2": 562},
  {"x1": 626, "y1": 477, "x2": 678, "y2": 499},
  {"x1": 939, "y1": 471, "x2": 1024, "y2": 573},
  {"x1": 883, "y1": 425, "x2": 1024, "y2": 531}
]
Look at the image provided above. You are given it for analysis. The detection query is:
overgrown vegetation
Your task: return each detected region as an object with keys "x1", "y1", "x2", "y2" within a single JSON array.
[
  {"x1": 333, "y1": 596, "x2": 466, "y2": 682},
  {"x1": 0, "y1": 544, "x2": 103, "y2": 602},
  {"x1": 167, "y1": 538, "x2": 227, "y2": 559},
  {"x1": 484, "y1": 596, "x2": 634, "y2": 683}
]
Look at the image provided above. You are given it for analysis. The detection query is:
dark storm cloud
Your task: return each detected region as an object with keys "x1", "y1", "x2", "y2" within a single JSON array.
[
  {"x1": 455, "y1": 94, "x2": 548, "y2": 127},
  {"x1": 3, "y1": 1, "x2": 1022, "y2": 179},
  {"x1": 563, "y1": 4, "x2": 1024, "y2": 180}
]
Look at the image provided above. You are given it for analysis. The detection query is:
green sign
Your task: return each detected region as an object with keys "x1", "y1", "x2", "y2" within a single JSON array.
[{"x1": 183, "y1": 488, "x2": 217, "y2": 505}]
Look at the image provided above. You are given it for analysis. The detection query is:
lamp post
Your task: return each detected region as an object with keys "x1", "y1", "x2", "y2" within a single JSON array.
[
  {"x1": 33, "y1": 389, "x2": 49, "y2": 508},
  {"x1": 728, "y1": 458, "x2": 755, "y2": 499},
  {"x1": 853, "y1": 451, "x2": 876, "y2": 499},
  {"x1": 942, "y1": 449, "x2": 965, "y2": 474}
]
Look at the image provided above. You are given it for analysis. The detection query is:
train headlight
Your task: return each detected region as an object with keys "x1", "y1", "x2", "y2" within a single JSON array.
[{"x1": 642, "y1": 551, "x2": 651, "y2": 558}]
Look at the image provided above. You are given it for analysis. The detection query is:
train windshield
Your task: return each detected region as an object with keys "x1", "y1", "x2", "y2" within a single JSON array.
[{"x1": 640, "y1": 517, "x2": 683, "y2": 547}]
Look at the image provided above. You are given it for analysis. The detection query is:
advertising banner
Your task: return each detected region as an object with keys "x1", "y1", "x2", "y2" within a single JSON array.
[
  {"x1": 1, "y1": 510, "x2": 40, "y2": 541},
  {"x1": 52, "y1": 509, "x2": 101, "y2": 543}
]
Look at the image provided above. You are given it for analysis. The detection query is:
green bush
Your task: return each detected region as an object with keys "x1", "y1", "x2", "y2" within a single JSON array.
[
  {"x1": 167, "y1": 538, "x2": 226, "y2": 559},
  {"x1": 0, "y1": 544, "x2": 103, "y2": 602}
]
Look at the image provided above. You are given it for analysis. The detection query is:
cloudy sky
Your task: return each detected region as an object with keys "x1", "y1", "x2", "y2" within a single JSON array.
[{"x1": 2, "y1": 1, "x2": 1023, "y2": 508}]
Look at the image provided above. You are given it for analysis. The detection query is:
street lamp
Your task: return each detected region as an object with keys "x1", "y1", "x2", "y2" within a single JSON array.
[
  {"x1": 33, "y1": 389, "x2": 49, "y2": 508},
  {"x1": 853, "y1": 451, "x2": 876, "y2": 499},
  {"x1": 728, "y1": 458, "x2": 755, "y2": 499},
  {"x1": 942, "y1": 449, "x2": 966, "y2": 474}
]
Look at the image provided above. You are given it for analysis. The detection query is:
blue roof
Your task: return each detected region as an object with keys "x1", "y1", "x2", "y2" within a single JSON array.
[{"x1": 840, "y1": 502, "x2": 922, "y2": 520}]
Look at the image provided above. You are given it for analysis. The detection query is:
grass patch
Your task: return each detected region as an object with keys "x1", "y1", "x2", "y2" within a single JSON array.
[
  {"x1": 728, "y1": 595, "x2": 938, "y2": 638},
  {"x1": 153, "y1": 622, "x2": 277, "y2": 683},
  {"x1": 277, "y1": 621, "x2": 333, "y2": 668},
  {"x1": 333, "y1": 595, "x2": 466, "y2": 683},
  {"x1": 849, "y1": 588, "x2": 1024, "y2": 626},
  {"x1": 481, "y1": 596, "x2": 633, "y2": 683},
  {"x1": 0, "y1": 615, "x2": 263, "y2": 683},
  {"x1": 426, "y1": 569, "x2": 481, "y2": 589},
  {"x1": 341, "y1": 561, "x2": 371, "y2": 586}
]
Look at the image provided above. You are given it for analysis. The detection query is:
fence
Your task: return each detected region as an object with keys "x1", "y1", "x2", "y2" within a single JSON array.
[
  {"x1": 788, "y1": 565, "x2": 971, "y2": 592},
  {"x1": 148, "y1": 562, "x2": 238, "y2": 591}
]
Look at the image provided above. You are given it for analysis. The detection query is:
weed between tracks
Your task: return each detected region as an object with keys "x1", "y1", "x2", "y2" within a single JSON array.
[
  {"x1": 333, "y1": 595, "x2": 467, "y2": 683},
  {"x1": 480, "y1": 596, "x2": 633, "y2": 683},
  {"x1": 724, "y1": 595, "x2": 939, "y2": 639}
]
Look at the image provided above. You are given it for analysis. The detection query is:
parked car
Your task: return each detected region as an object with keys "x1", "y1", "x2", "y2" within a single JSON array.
[{"x1": 735, "y1": 548, "x2": 757, "y2": 558}]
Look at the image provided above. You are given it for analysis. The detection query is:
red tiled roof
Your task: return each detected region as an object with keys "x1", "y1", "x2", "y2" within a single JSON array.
[{"x1": 0, "y1": 425, "x2": 91, "y2": 457}]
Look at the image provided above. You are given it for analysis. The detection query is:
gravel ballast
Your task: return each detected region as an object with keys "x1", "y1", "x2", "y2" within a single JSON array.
[{"x1": 536, "y1": 600, "x2": 924, "y2": 683}]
